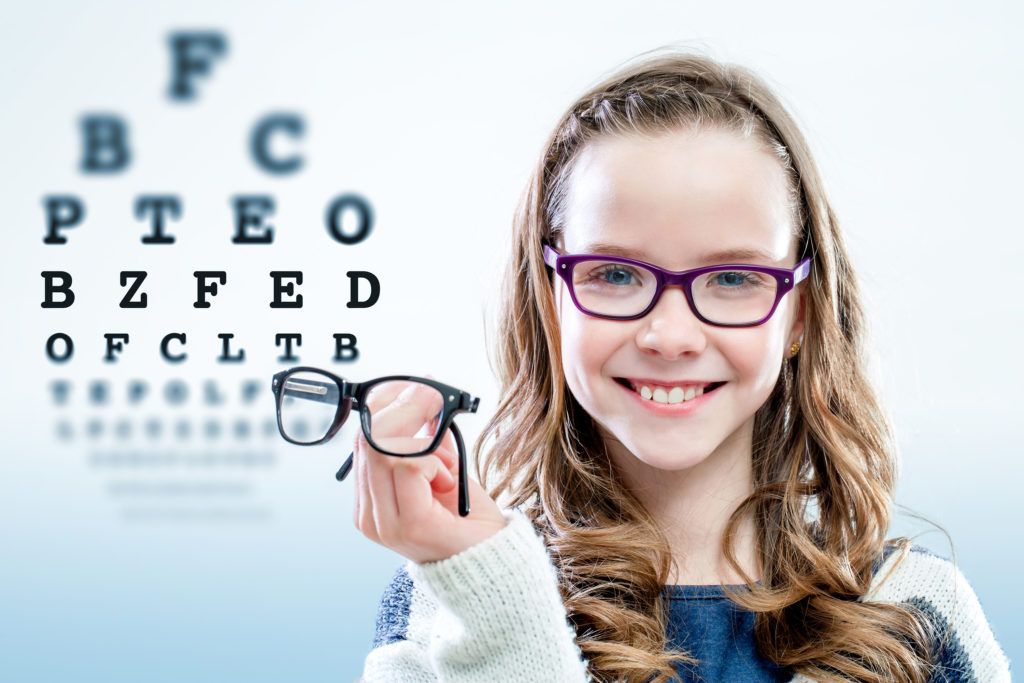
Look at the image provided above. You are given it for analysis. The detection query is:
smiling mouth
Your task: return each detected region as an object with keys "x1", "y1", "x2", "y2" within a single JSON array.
[{"x1": 614, "y1": 378, "x2": 726, "y2": 405}]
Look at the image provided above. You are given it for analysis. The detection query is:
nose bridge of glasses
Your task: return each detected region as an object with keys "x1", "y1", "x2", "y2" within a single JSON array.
[
  {"x1": 648, "y1": 282, "x2": 703, "y2": 324},
  {"x1": 642, "y1": 267, "x2": 701, "y2": 320},
  {"x1": 660, "y1": 268, "x2": 697, "y2": 285}
]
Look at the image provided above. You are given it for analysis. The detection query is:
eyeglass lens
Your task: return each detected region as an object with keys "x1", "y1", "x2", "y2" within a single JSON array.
[
  {"x1": 363, "y1": 380, "x2": 446, "y2": 454},
  {"x1": 570, "y1": 259, "x2": 779, "y2": 324},
  {"x1": 279, "y1": 372, "x2": 446, "y2": 453},
  {"x1": 279, "y1": 370, "x2": 347, "y2": 444}
]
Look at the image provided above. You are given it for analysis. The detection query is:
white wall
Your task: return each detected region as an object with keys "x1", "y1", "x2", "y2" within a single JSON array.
[{"x1": 0, "y1": 1, "x2": 1019, "y2": 679}]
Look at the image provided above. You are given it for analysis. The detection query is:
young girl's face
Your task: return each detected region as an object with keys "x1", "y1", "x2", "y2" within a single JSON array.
[{"x1": 555, "y1": 127, "x2": 805, "y2": 476}]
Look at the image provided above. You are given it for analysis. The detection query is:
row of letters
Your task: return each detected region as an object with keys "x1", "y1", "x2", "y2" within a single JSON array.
[
  {"x1": 42, "y1": 194, "x2": 372, "y2": 245},
  {"x1": 40, "y1": 270, "x2": 379, "y2": 309},
  {"x1": 44, "y1": 332, "x2": 358, "y2": 363},
  {"x1": 50, "y1": 378, "x2": 263, "y2": 406}
]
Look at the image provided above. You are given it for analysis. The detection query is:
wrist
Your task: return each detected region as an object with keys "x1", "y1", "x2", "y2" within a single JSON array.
[
  {"x1": 416, "y1": 513, "x2": 510, "y2": 565},
  {"x1": 410, "y1": 508, "x2": 543, "y2": 595}
]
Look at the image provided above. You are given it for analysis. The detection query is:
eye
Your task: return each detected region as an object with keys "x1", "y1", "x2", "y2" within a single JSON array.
[
  {"x1": 715, "y1": 272, "x2": 749, "y2": 287},
  {"x1": 581, "y1": 264, "x2": 646, "y2": 287},
  {"x1": 600, "y1": 267, "x2": 635, "y2": 285},
  {"x1": 709, "y1": 270, "x2": 770, "y2": 288}
]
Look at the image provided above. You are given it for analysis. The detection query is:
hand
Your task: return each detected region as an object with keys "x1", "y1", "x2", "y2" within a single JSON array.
[{"x1": 352, "y1": 379, "x2": 507, "y2": 564}]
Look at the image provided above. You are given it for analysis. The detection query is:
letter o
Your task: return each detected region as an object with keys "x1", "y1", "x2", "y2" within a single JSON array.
[
  {"x1": 326, "y1": 194, "x2": 373, "y2": 245},
  {"x1": 46, "y1": 333, "x2": 74, "y2": 362}
]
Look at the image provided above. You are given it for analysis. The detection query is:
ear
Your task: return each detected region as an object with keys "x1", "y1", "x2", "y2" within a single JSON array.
[{"x1": 787, "y1": 286, "x2": 806, "y2": 351}]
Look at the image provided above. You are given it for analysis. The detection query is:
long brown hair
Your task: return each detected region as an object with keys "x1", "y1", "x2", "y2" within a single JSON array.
[{"x1": 475, "y1": 52, "x2": 934, "y2": 682}]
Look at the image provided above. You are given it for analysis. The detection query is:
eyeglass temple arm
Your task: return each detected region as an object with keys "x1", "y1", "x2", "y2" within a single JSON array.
[
  {"x1": 451, "y1": 422, "x2": 470, "y2": 517},
  {"x1": 336, "y1": 452, "x2": 355, "y2": 481},
  {"x1": 334, "y1": 422, "x2": 471, "y2": 517},
  {"x1": 277, "y1": 377, "x2": 342, "y2": 406},
  {"x1": 793, "y1": 258, "x2": 811, "y2": 285},
  {"x1": 542, "y1": 244, "x2": 560, "y2": 269}
]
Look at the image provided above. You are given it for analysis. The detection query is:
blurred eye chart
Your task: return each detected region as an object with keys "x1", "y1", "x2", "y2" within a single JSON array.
[
  {"x1": 2, "y1": 7, "x2": 506, "y2": 681},
  {"x1": 1, "y1": 3, "x2": 1020, "y2": 682}
]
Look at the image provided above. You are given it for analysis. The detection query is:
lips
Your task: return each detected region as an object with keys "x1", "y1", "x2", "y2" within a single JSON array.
[{"x1": 614, "y1": 378, "x2": 726, "y2": 405}]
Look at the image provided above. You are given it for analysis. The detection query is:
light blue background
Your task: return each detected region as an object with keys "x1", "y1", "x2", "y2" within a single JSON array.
[{"x1": 1, "y1": 1, "x2": 1019, "y2": 681}]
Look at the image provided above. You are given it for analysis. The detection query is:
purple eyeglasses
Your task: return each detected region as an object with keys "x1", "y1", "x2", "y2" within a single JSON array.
[{"x1": 543, "y1": 244, "x2": 811, "y2": 327}]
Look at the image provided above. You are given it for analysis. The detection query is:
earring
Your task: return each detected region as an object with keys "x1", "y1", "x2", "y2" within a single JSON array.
[{"x1": 790, "y1": 341, "x2": 801, "y2": 357}]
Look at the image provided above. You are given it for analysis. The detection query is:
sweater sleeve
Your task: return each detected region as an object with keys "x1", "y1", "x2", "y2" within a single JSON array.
[
  {"x1": 864, "y1": 546, "x2": 1012, "y2": 683},
  {"x1": 358, "y1": 507, "x2": 591, "y2": 682}
]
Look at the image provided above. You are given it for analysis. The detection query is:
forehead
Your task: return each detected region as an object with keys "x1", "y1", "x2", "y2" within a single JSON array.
[{"x1": 560, "y1": 128, "x2": 798, "y2": 267}]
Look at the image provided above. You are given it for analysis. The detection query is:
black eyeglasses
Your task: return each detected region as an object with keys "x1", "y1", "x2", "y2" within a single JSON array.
[
  {"x1": 544, "y1": 245, "x2": 810, "y2": 327},
  {"x1": 271, "y1": 367, "x2": 480, "y2": 516}
]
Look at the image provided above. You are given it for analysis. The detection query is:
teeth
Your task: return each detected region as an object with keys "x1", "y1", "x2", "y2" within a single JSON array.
[{"x1": 636, "y1": 383, "x2": 708, "y2": 404}]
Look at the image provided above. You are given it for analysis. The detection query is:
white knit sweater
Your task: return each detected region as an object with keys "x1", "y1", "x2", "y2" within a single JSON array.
[{"x1": 358, "y1": 508, "x2": 1011, "y2": 682}]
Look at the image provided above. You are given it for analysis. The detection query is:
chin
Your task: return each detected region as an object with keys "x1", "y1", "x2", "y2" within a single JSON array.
[{"x1": 613, "y1": 434, "x2": 713, "y2": 472}]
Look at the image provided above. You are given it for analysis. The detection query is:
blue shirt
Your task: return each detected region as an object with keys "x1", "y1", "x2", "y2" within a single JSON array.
[{"x1": 663, "y1": 584, "x2": 790, "y2": 682}]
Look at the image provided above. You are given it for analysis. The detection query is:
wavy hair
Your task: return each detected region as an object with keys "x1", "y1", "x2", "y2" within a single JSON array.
[{"x1": 475, "y1": 52, "x2": 934, "y2": 682}]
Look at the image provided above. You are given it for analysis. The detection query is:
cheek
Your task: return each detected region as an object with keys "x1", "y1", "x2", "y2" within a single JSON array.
[
  {"x1": 556, "y1": 284, "x2": 585, "y2": 391},
  {"x1": 725, "y1": 321, "x2": 789, "y2": 390},
  {"x1": 557, "y1": 290, "x2": 620, "y2": 399}
]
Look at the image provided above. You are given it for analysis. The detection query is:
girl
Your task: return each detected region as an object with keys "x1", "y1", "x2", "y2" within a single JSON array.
[{"x1": 351, "y1": 52, "x2": 1010, "y2": 682}]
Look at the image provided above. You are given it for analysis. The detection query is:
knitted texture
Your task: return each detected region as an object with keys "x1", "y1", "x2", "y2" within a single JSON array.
[
  {"x1": 358, "y1": 508, "x2": 1011, "y2": 682},
  {"x1": 864, "y1": 546, "x2": 1010, "y2": 682},
  {"x1": 360, "y1": 507, "x2": 589, "y2": 682}
]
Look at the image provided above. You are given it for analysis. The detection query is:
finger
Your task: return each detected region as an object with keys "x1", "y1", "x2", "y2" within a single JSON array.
[
  {"x1": 354, "y1": 432, "x2": 379, "y2": 543},
  {"x1": 368, "y1": 435, "x2": 449, "y2": 463},
  {"x1": 362, "y1": 379, "x2": 409, "y2": 412},
  {"x1": 392, "y1": 455, "x2": 455, "y2": 521},
  {"x1": 365, "y1": 381, "x2": 446, "y2": 441},
  {"x1": 427, "y1": 456, "x2": 458, "y2": 495},
  {"x1": 352, "y1": 449, "x2": 361, "y2": 528},
  {"x1": 373, "y1": 434, "x2": 458, "y2": 474},
  {"x1": 434, "y1": 433, "x2": 458, "y2": 478},
  {"x1": 352, "y1": 435, "x2": 363, "y2": 531},
  {"x1": 366, "y1": 440, "x2": 401, "y2": 547},
  {"x1": 439, "y1": 426, "x2": 457, "y2": 462}
]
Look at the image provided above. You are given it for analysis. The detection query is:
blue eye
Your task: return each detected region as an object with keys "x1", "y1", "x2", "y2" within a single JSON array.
[
  {"x1": 714, "y1": 272, "x2": 750, "y2": 287},
  {"x1": 601, "y1": 268, "x2": 635, "y2": 285},
  {"x1": 573, "y1": 261, "x2": 650, "y2": 296}
]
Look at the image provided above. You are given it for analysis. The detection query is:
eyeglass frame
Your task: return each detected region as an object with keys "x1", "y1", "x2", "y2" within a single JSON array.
[
  {"x1": 543, "y1": 244, "x2": 811, "y2": 327},
  {"x1": 271, "y1": 366, "x2": 480, "y2": 517}
]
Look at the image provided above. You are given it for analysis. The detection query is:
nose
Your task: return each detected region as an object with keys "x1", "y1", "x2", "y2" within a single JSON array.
[{"x1": 635, "y1": 286, "x2": 708, "y2": 359}]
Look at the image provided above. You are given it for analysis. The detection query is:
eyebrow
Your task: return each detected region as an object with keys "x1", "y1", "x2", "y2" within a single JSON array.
[{"x1": 578, "y1": 242, "x2": 780, "y2": 265}]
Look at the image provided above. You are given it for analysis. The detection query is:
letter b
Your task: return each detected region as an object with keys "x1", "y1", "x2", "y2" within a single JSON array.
[
  {"x1": 80, "y1": 115, "x2": 130, "y2": 173},
  {"x1": 41, "y1": 271, "x2": 75, "y2": 308}
]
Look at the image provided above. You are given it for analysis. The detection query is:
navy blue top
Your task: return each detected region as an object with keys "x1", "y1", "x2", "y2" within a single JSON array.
[{"x1": 663, "y1": 584, "x2": 790, "y2": 682}]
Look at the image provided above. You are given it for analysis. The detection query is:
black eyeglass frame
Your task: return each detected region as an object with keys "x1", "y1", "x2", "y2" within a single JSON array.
[{"x1": 271, "y1": 366, "x2": 479, "y2": 516}]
